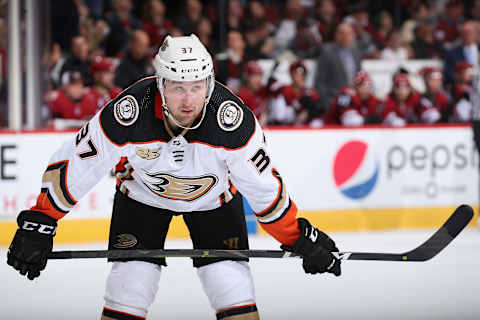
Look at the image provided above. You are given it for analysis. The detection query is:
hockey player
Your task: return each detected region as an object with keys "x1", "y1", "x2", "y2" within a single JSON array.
[
  {"x1": 7, "y1": 35, "x2": 341, "y2": 320},
  {"x1": 449, "y1": 61, "x2": 474, "y2": 122},
  {"x1": 84, "y1": 56, "x2": 123, "y2": 112},
  {"x1": 324, "y1": 70, "x2": 382, "y2": 126}
]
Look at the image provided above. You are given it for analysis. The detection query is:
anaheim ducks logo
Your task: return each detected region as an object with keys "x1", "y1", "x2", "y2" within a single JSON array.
[
  {"x1": 141, "y1": 172, "x2": 218, "y2": 201},
  {"x1": 113, "y1": 234, "x2": 138, "y2": 249},
  {"x1": 136, "y1": 147, "x2": 161, "y2": 160}
]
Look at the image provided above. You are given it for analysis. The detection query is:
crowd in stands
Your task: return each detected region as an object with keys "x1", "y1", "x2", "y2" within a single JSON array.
[{"x1": 0, "y1": 0, "x2": 479, "y2": 128}]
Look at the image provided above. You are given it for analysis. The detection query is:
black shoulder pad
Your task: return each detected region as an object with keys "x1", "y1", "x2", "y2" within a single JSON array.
[
  {"x1": 185, "y1": 82, "x2": 256, "y2": 149},
  {"x1": 99, "y1": 77, "x2": 169, "y2": 145}
]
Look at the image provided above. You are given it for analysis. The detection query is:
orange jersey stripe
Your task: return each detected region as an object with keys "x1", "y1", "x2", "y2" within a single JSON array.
[
  {"x1": 31, "y1": 193, "x2": 66, "y2": 220},
  {"x1": 258, "y1": 201, "x2": 300, "y2": 246}
]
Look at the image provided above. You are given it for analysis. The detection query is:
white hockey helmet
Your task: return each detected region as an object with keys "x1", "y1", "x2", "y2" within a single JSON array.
[{"x1": 153, "y1": 34, "x2": 215, "y2": 129}]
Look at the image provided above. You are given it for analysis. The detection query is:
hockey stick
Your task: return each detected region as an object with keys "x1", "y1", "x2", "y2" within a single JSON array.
[{"x1": 48, "y1": 204, "x2": 474, "y2": 262}]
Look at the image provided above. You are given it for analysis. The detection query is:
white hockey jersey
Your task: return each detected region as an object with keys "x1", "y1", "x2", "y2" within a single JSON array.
[{"x1": 32, "y1": 78, "x2": 300, "y2": 245}]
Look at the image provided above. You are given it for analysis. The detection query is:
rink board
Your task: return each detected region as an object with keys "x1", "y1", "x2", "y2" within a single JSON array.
[{"x1": 0, "y1": 125, "x2": 478, "y2": 244}]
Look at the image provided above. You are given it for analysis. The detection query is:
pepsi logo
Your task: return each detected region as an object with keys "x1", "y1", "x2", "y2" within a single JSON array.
[{"x1": 333, "y1": 140, "x2": 379, "y2": 200}]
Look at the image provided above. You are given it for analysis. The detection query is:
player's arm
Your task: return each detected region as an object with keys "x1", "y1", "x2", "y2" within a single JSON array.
[
  {"x1": 7, "y1": 110, "x2": 121, "y2": 280},
  {"x1": 226, "y1": 118, "x2": 341, "y2": 276}
]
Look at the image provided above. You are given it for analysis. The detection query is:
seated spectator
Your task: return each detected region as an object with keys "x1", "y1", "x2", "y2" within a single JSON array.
[
  {"x1": 114, "y1": 30, "x2": 154, "y2": 89},
  {"x1": 449, "y1": 61, "x2": 474, "y2": 122},
  {"x1": 244, "y1": 21, "x2": 276, "y2": 60},
  {"x1": 381, "y1": 72, "x2": 422, "y2": 126},
  {"x1": 104, "y1": 0, "x2": 142, "y2": 57},
  {"x1": 314, "y1": 0, "x2": 338, "y2": 42},
  {"x1": 238, "y1": 61, "x2": 270, "y2": 126},
  {"x1": 215, "y1": 30, "x2": 246, "y2": 93},
  {"x1": 366, "y1": 11, "x2": 394, "y2": 50},
  {"x1": 417, "y1": 66, "x2": 448, "y2": 123},
  {"x1": 226, "y1": 0, "x2": 245, "y2": 33},
  {"x1": 44, "y1": 71, "x2": 97, "y2": 120},
  {"x1": 178, "y1": 0, "x2": 204, "y2": 35},
  {"x1": 85, "y1": 56, "x2": 122, "y2": 112},
  {"x1": 411, "y1": 22, "x2": 444, "y2": 59},
  {"x1": 400, "y1": 2, "x2": 433, "y2": 44},
  {"x1": 274, "y1": 0, "x2": 305, "y2": 55},
  {"x1": 324, "y1": 70, "x2": 381, "y2": 126},
  {"x1": 60, "y1": 35, "x2": 92, "y2": 86},
  {"x1": 195, "y1": 16, "x2": 215, "y2": 55},
  {"x1": 289, "y1": 18, "x2": 323, "y2": 59},
  {"x1": 380, "y1": 30, "x2": 413, "y2": 60},
  {"x1": 269, "y1": 61, "x2": 321, "y2": 126},
  {"x1": 434, "y1": 0, "x2": 464, "y2": 50},
  {"x1": 142, "y1": 0, "x2": 174, "y2": 55}
]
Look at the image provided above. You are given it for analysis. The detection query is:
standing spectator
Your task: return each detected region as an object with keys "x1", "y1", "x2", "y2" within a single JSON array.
[
  {"x1": 382, "y1": 72, "x2": 422, "y2": 126},
  {"x1": 114, "y1": 30, "x2": 154, "y2": 89},
  {"x1": 104, "y1": 0, "x2": 142, "y2": 57},
  {"x1": 314, "y1": 22, "x2": 362, "y2": 114},
  {"x1": 60, "y1": 35, "x2": 92, "y2": 86},
  {"x1": 434, "y1": 0, "x2": 464, "y2": 50},
  {"x1": 84, "y1": 56, "x2": 122, "y2": 112},
  {"x1": 443, "y1": 21, "x2": 479, "y2": 86},
  {"x1": 314, "y1": 0, "x2": 338, "y2": 42},
  {"x1": 380, "y1": 30, "x2": 413, "y2": 61},
  {"x1": 44, "y1": 71, "x2": 96, "y2": 120},
  {"x1": 411, "y1": 22, "x2": 445, "y2": 59},
  {"x1": 269, "y1": 61, "x2": 321, "y2": 126},
  {"x1": 177, "y1": 0, "x2": 204, "y2": 35},
  {"x1": 324, "y1": 70, "x2": 382, "y2": 126},
  {"x1": 449, "y1": 61, "x2": 474, "y2": 122},
  {"x1": 142, "y1": 0, "x2": 173, "y2": 55},
  {"x1": 238, "y1": 61, "x2": 270, "y2": 126},
  {"x1": 417, "y1": 66, "x2": 448, "y2": 124},
  {"x1": 214, "y1": 30, "x2": 246, "y2": 93}
]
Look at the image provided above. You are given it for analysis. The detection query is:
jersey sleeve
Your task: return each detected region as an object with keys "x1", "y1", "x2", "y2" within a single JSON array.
[
  {"x1": 31, "y1": 111, "x2": 122, "y2": 219},
  {"x1": 226, "y1": 119, "x2": 300, "y2": 246}
]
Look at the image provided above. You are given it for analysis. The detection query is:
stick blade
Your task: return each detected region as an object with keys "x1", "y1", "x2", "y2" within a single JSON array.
[{"x1": 404, "y1": 204, "x2": 474, "y2": 261}]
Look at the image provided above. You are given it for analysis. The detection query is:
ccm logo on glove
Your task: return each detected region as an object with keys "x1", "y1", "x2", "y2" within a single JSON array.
[{"x1": 21, "y1": 221, "x2": 57, "y2": 235}]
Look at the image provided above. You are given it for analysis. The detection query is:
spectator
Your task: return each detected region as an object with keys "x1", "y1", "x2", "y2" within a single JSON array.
[
  {"x1": 84, "y1": 56, "x2": 122, "y2": 112},
  {"x1": 269, "y1": 61, "x2": 322, "y2": 126},
  {"x1": 214, "y1": 30, "x2": 246, "y2": 93},
  {"x1": 274, "y1": 0, "x2": 305, "y2": 55},
  {"x1": 411, "y1": 22, "x2": 445, "y2": 59},
  {"x1": 443, "y1": 21, "x2": 479, "y2": 86},
  {"x1": 344, "y1": 3, "x2": 378, "y2": 58},
  {"x1": 449, "y1": 61, "x2": 474, "y2": 122},
  {"x1": 380, "y1": 30, "x2": 413, "y2": 60},
  {"x1": 177, "y1": 0, "x2": 203, "y2": 35},
  {"x1": 314, "y1": 22, "x2": 362, "y2": 113},
  {"x1": 226, "y1": 0, "x2": 245, "y2": 32},
  {"x1": 289, "y1": 18, "x2": 323, "y2": 59},
  {"x1": 195, "y1": 16, "x2": 215, "y2": 55},
  {"x1": 382, "y1": 72, "x2": 422, "y2": 126},
  {"x1": 314, "y1": 0, "x2": 338, "y2": 42},
  {"x1": 50, "y1": 0, "x2": 81, "y2": 50},
  {"x1": 417, "y1": 66, "x2": 448, "y2": 124},
  {"x1": 44, "y1": 71, "x2": 97, "y2": 120},
  {"x1": 434, "y1": 0, "x2": 464, "y2": 50},
  {"x1": 324, "y1": 70, "x2": 382, "y2": 126},
  {"x1": 244, "y1": 21, "x2": 276, "y2": 61},
  {"x1": 365, "y1": 10, "x2": 393, "y2": 50},
  {"x1": 238, "y1": 61, "x2": 270, "y2": 126},
  {"x1": 114, "y1": 30, "x2": 154, "y2": 89},
  {"x1": 142, "y1": 0, "x2": 173, "y2": 55},
  {"x1": 400, "y1": 2, "x2": 433, "y2": 44},
  {"x1": 60, "y1": 35, "x2": 92, "y2": 86},
  {"x1": 104, "y1": 0, "x2": 142, "y2": 57}
]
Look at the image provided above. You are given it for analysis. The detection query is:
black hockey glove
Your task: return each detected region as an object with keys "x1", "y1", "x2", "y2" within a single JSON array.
[
  {"x1": 281, "y1": 218, "x2": 341, "y2": 276},
  {"x1": 7, "y1": 210, "x2": 57, "y2": 280}
]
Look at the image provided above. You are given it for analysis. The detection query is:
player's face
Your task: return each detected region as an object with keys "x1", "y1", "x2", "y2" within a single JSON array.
[
  {"x1": 164, "y1": 79, "x2": 208, "y2": 127},
  {"x1": 291, "y1": 71, "x2": 305, "y2": 88}
]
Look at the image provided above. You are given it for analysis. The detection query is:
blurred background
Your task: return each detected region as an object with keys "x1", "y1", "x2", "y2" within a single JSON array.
[{"x1": 0, "y1": 0, "x2": 478, "y2": 242}]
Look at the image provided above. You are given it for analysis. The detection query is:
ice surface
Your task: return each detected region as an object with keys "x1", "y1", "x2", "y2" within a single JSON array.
[{"x1": 1, "y1": 229, "x2": 479, "y2": 320}]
